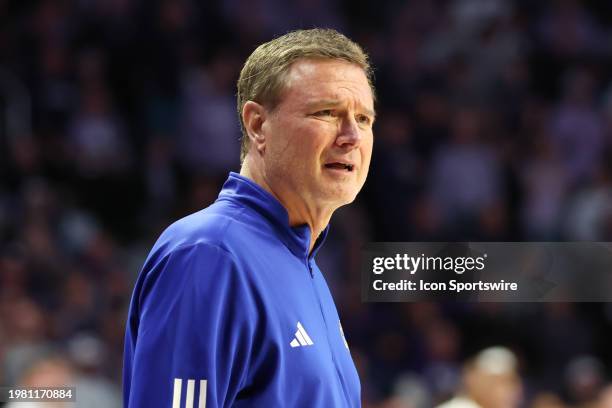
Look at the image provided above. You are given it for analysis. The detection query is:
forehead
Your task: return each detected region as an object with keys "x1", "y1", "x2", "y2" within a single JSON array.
[{"x1": 279, "y1": 58, "x2": 374, "y2": 111}]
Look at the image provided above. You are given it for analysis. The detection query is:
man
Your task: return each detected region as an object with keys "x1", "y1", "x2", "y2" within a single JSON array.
[
  {"x1": 435, "y1": 347, "x2": 522, "y2": 408},
  {"x1": 124, "y1": 28, "x2": 375, "y2": 407}
]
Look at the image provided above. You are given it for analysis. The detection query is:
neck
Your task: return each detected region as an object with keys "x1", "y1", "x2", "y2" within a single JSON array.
[
  {"x1": 240, "y1": 160, "x2": 334, "y2": 253},
  {"x1": 286, "y1": 203, "x2": 333, "y2": 254}
]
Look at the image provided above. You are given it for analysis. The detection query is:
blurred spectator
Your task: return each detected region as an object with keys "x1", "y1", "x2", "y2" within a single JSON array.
[
  {"x1": 563, "y1": 165, "x2": 612, "y2": 240},
  {"x1": 144, "y1": 136, "x2": 176, "y2": 217},
  {"x1": 537, "y1": 0, "x2": 607, "y2": 58},
  {"x1": 531, "y1": 303, "x2": 594, "y2": 392},
  {"x1": 367, "y1": 111, "x2": 422, "y2": 239},
  {"x1": 35, "y1": 44, "x2": 77, "y2": 130},
  {"x1": 565, "y1": 356, "x2": 605, "y2": 408},
  {"x1": 1, "y1": 298, "x2": 52, "y2": 387},
  {"x1": 435, "y1": 346, "x2": 522, "y2": 408},
  {"x1": 378, "y1": 373, "x2": 432, "y2": 408},
  {"x1": 418, "y1": 317, "x2": 461, "y2": 396},
  {"x1": 4, "y1": 353, "x2": 121, "y2": 408},
  {"x1": 520, "y1": 136, "x2": 568, "y2": 239},
  {"x1": 68, "y1": 81, "x2": 130, "y2": 177},
  {"x1": 5, "y1": 356, "x2": 74, "y2": 408},
  {"x1": 547, "y1": 68, "x2": 604, "y2": 186},
  {"x1": 429, "y1": 107, "x2": 503, "y2": 236},
  {"x1": 177, "y1": 52, "x2": 241, "y2": 175},
  {"x1": 66, "y1": 333, "x2": 122, "y2": 408}
]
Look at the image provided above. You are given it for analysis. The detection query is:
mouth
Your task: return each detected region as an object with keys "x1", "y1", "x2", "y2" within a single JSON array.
[{"x1": 324, "y1": 162, "x2": 355, "y2": 172}]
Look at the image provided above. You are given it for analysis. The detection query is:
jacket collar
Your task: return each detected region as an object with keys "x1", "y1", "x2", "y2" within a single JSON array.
[{"x1": 217, "y1": 172, "x2": 329, "y2": 260}]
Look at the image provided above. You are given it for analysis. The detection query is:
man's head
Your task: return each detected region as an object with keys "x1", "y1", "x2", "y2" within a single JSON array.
[
  {"x1": 238, "y1": 29, "x2": 375, "y2": 213},
  {"x1": 463, "y1": 347, "x2": 522, "y2": 408},
  {"x1": 237, "y1": 28, "x2": 375, "y2": 162}
]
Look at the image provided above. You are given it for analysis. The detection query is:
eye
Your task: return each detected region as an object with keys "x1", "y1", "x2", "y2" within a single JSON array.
[
  {"x1": 356, "y1": 114, "x2": 372, "y2": 126},
  {"x1": 314, "y1": 109, "x2": 334, "y2": 117}
]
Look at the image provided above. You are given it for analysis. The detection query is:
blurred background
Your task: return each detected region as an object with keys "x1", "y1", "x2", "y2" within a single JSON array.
[{"x1": 1, "y1": 0, "x2": 612, "y2": 407}]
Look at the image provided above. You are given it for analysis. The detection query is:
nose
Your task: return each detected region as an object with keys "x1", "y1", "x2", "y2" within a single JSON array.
[{"x1": 335, "y1": 116, "x2": 362, "y2": 148}]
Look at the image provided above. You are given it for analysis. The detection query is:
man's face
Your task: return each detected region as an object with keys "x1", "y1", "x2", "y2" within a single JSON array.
[
  {"x1": 470, "y1": 371, "x2": 522, "y2": 408},
  {"x1": 261, "y1": 58, "x2": 375, "y2": 210}
]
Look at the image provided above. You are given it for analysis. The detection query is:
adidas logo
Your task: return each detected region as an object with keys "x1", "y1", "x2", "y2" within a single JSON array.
[
  {"x1": 289, "y1": 322, "x2": 314, "y2": 348},
  {"x1": 172, "y1": 378, "x2": 207, "y2": 408}
]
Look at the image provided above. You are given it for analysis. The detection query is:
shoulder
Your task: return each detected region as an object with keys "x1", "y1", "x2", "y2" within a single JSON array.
[
  {"x1": 136, "y1": 198, "x2": 275, "y2": 303},
  {"x1": 135, "y1": 201, "x2": 251, "y2": 294},
  {"x1": 134, "y1": 230, "x2": 257, "y2": 323},
  {"x1": 153, "y1": 200, "x2": 249, "y2": 257}
]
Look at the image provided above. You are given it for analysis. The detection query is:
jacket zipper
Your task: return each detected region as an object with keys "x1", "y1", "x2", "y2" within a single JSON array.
[{"x1": 306, "y1": 259, "x2": 353, "y2": 406}]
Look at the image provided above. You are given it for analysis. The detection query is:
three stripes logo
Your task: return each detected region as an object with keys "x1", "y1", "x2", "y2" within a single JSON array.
[
  {"x1": 172, "y1": 378, "x2": 207, "y2": 408},
  {"x1": 289, "y1": 321, "x2": 314, "y2": 348}
]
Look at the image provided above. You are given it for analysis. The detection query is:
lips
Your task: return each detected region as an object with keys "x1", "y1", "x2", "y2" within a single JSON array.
[{"x1": 324, "y1": 162, "x2": 354, "y2": 172}]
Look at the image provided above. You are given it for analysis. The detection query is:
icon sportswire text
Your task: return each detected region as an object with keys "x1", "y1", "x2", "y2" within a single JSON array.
[
  {"x1": 172, "y1": 378, "x2": 207, "y2": 408},
  {"x1": 290, "y1": 322, "x2": 314, "y2": 348}
]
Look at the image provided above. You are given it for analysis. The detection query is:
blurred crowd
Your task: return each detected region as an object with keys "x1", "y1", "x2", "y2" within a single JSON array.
[{"x1": 1, "y1": 0, "x2": 612, "y2": 406}]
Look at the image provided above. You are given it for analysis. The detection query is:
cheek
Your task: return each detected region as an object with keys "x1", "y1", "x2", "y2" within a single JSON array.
[
  {"x1": 275, "y1": 140, "x2": 316, "y2": 176},
  {"x1": 297, "y1": 134, "x2": 328, "y2": 163},
  {"x1": 361, "y1": 139, "x2": 374, "y2": 168},
  {"x1": 269, "y1": 120, "x2": 333, "y2": 170}
]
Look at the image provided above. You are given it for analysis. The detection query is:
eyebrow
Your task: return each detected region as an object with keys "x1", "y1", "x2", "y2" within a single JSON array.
[{"x1": 306, "y1": 99, "x2": 376, "y2": 119}]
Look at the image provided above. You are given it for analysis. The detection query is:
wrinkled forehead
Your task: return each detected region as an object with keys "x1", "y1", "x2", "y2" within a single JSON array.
[{"x1": 279, "y1": 58, "x2": 375, "y2": 110}]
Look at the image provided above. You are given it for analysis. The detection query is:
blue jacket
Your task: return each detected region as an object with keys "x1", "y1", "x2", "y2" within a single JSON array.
[{"x1": 124, "y1": 172, "x2": 361, "y2": 407}]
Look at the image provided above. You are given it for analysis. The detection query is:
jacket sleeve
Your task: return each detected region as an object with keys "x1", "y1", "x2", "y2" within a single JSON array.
[{"x1": 124, "y1": 243, "x2": 257, "y2": 408}]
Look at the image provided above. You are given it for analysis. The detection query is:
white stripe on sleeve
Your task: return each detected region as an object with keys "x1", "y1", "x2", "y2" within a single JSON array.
[
  {"x1": 185, "y1": 379, "x2": 195, "y2": 408},
  {"x1": 172, "y1": 378, "x2": 182, "y2": 408},
  {"x1": 198, "y1": 380, "x2": 207, "y2": 408}
]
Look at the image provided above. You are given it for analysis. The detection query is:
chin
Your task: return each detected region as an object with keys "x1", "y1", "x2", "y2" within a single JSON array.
[
  {"x1": 317, "y1": 183, "x2": 362, "y2": 207},
  {"x1": 330, "y1": 191, "x2": 359, "y2": 207}
]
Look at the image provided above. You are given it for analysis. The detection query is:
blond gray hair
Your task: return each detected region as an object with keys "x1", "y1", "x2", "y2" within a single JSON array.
[{"x1": 237, "y1": 28, "x2": 374, "y2": 163}]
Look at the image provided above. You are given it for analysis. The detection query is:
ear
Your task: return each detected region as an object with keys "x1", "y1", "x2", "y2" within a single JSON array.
[{"x1": 242, "y1": 101, "x2": 267, "y2": 155}]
